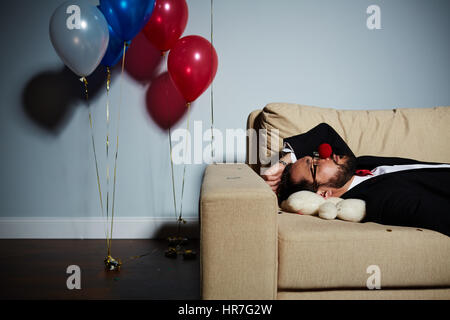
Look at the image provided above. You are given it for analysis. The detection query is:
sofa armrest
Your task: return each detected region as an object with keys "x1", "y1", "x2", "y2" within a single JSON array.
[{"x1": 200, "y1": 163, "x2": 278, "y2": 300}]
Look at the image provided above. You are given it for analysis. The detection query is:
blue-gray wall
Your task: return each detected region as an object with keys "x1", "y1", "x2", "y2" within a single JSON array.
[{"x1": 0, "y1": 1, "x2": 449, "y2": 225}]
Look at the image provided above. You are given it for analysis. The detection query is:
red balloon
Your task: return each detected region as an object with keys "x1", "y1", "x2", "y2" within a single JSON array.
[
  {"x1": 146, "y1": 72, "x2": 187, "y2": 130},
  {"x1": 125, "y1": 32, "x2": 163, "y2": 83},
  {"x1": 143, "y1": 0, "x2": 188, "y2": 52},
  {"x1": 168, "y1": 35, "x2": 218, "y2": 103}
]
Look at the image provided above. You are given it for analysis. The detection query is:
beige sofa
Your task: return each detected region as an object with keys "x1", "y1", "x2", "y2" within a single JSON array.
[{"x1": 200, "y1": 103, "x2": 450, "y2": 300}]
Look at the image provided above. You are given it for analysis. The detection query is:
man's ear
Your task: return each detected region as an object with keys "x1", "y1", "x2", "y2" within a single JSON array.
[{"x1": 316, "y1": 189, "x2": 333, "y2": 199}]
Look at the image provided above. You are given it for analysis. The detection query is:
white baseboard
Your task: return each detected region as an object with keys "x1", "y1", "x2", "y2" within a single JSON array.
[{"x1": 0, "y1": 217, "x2": 199, "y2": 239}]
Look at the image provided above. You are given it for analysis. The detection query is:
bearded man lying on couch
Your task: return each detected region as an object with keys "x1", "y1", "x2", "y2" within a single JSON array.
[{"x1": 262, "y1": 123, "x2": 450, "y2": 237}]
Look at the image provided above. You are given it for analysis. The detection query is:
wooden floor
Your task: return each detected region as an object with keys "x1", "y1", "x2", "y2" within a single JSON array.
[{"x1": 0, "y1": 239, "x2": 200, "y2": 300}]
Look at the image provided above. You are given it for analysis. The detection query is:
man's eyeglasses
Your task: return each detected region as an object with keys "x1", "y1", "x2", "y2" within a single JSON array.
[{"x1": 310, "y1": 152, "x2": 320, "y2": 192}]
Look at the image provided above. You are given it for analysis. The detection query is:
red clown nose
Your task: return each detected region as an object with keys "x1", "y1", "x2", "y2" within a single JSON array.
[{"x1": 318, "y1": 143, "x2": 332, "y2": 159}]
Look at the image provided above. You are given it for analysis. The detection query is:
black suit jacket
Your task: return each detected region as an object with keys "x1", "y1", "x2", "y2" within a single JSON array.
[{"x1": 283, "y1": 123, "x2": 450, "y2": 236}]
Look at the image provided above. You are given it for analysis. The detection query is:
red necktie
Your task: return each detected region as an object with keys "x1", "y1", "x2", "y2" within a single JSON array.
[{"x1": 355, "y1": 169, "x2": 373, "y2": 176}]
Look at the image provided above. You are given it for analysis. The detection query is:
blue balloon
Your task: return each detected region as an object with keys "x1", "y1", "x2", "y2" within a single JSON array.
[
  {"x1": 100, "y1": 24, "x2": 130, "y2": 67},
  {"x1": 99, "y1": 0, "x2": 156, "y2": 41}
]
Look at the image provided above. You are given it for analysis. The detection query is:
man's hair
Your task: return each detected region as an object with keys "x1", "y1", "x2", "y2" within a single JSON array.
[
  {"x1": 277, "y1": 163, "x2": 315, "y2": 204},
  {"x1": 277, "y1": 155, "x2": 357, "y2": 204}
]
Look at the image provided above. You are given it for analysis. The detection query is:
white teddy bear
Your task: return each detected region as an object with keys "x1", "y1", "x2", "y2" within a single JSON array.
[{"x1": 280, "y1": 190, "x2": 366, "y2": 222}]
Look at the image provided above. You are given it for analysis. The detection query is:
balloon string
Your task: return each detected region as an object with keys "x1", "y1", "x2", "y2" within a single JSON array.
[
  {"x1": 167, "y1": 104, "x2": 191, "y2": 237},
  {"x1": 105, "y1": 67, "x2": 111, "y2": 249},
  {"x1": 168, "y1": 126, "x2": 178, "y2": 221},
  {"x1": 210, "y1": 0, "x2": 215, "y2": 162},
  {"x1": 109, "y1": 41, "x2": 128, "y2": 258},
  {"x1": 82, "y1": 77, "x2": 108, "y2": 247},
  {"x1": 105, "y1": 43, "x2": 152, "y2": 268},
  {"x1": 166, "y1": 51, "x2": 179, "y2": 222},
  {"x1": 177, "y1": 103, "x2": 191, "y2": 235}
]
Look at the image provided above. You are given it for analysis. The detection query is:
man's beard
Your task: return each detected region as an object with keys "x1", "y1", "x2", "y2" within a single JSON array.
[{"x1": 325, "y1": 155, "x2": 357, "y2": 189}]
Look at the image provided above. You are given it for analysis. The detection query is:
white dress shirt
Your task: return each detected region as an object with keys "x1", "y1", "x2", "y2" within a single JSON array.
[{"x1": 282, "y1": 142, "x2": 298, "y2": 163}]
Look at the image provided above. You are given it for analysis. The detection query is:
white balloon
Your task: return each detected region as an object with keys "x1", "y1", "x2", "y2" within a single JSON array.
[{"x1": 50, "y1": 0, "x2": 109, "y2": 77}]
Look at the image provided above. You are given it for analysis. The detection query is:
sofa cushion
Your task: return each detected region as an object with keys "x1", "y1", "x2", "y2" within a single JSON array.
[
  {"x1": 277, "y1": 213, "x2": 450, "y2": 290},
  {"x1": 277, "y1": 289, "x2": 450, "y2": 300},
  {"x1": 256, "y1": 103, "x2": 450, "y2": 164}
]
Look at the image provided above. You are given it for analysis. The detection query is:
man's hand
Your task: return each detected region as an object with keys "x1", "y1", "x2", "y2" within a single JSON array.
[{"x1": 261, "y1": 154, "x2": 292, "y2": 192}]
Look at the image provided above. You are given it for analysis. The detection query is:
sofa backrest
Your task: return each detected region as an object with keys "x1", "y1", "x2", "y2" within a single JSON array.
[{"x1": 246, "y1": 103, "x2": 450, "y2": 172}]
